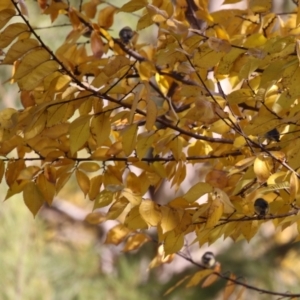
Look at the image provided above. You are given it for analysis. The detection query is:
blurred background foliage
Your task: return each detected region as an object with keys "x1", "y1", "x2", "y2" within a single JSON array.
[{"x1": 1, "y1": 0, "x2": 300, "y2": 299}]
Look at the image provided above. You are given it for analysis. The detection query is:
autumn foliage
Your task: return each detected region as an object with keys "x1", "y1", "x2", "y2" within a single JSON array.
[{"x1": 2, "y1": 0, "x2": 300, "y2": 297}]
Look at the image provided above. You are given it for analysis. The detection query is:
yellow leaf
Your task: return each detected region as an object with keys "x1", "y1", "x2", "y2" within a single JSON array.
[
  {"x1": 183, "y1": 182, "x2": 213, "y2": 202},
  {"x1": 164, "y1": 231, "x2": 184, "y2": 255},
  {"x1": 160, "y1": 206, "x2": 179, "y2": 233},
  {"x1": 137, "y1": 61, "x2": 155, "y2": 81},
  {"x1": 88, "y1": 175, "x2": 103, "y2": 201},
  {"x1": 253, "y1": 154, "x2": 272, "y2": 183},
  {"x1": 69, "y1": 115, "x2": 91, "y2": 155},
  {"x1": 139, "y1": 200, "x2": 162, "y2": 226},
  {"x1": 85, "y1": 211, "x2": 106, "y2": 224},
  {"x1": 82, "y1": 1, "x2": 97, "y2": 18},
  {"x1": 93, "y1": 189, "x2": 114, "y2": 209},
  {"x1": 146, "y1": 98, "x2": 157, "y2": 131},
  {"x1": 19, "y1": 60, "x2": 59, "y2": 90},
  {"x1": 79, "y1": 162, "x2": 100, "y2": 172},
  {"x1": 56, "y1": 172, "x2": 72, "y2": 193},
  {"x1": 12, "y1": 48, "x2": 50, "y2": 80},
  {"x1": 194, "y1": 45, "x2": 225, "y2": 69},
  {"x1": 0, "y1": 23, "x2": 28, "y2": 48},
  {"x1": 0, "y1": 107, "x2": 18, "y2": 129},
  {"x1": 121, "y1": 124, "x2": 138, "y2": 156},
  {"x1": 122, "y1": 233, "x2": 150, "y2": 252},
  {"x1": 24, "y1": 111, "x2": 47, "y2": 140},
  {"x1": 152, "y1": 161, "x2": 167, "y2": 178},
  {"x1": 0, "y1": 10, "x2": 15, "y2": 31},
  {"x1": 213, "y1": 187, "x2": 235, "y2": 214},
  {"x1": 121, "y1": 188, "x2": 142, "y2": 206},
  {"x1": 124, "y1": 206, "x2": 148, "y2": 230},
  {"x1": 103, "y1": 55, "x2": 131, "y2": 77},
  {"x1": 227, "y1": 89, "x2": 253, "y2": 104},
  {"x1": 106, "y1": 141, "x2": 123, "y2": 156},
  {"x1": 290, "y1": 172, "x2": 299, "y2": 202},
  {"x1": 106, "y1": 197, "x2": 129, "y2": 220},
  {"x1": 240, "y1": 220, "x2": 259, "y2": 242},
  {"x1": 185, "y1": 269, "x2": 213, "y2": 287},
  {"x1": 206, "y1": 199, "x2": 224, "y2": 228},
  {"x1": 76, "y1": 170, "x2": 90, "y2": 197},
  {"x1": 222, "y1": 0, "x2": 243, "y2": 3},
  {"x1": 16, "y1": 165, "x2": 40, "y2": 181},
  {"x1": 120, "y1": 0, "x2": 147, "y2": 12},
  {"x1": 208, "y1": 37, "x2": 231, "y2": 53},
  {"x1": 0, "y1": 0, "x2": 15, "y2": 10},
  {"x1": 98, "y1": 6, "x2": 116, "y2": 29},
  {"x1": 23, "y1": 182, "x2": 44, "y2": 217},
  {"x1": 5, "y1": 159, "x2": 26, "y2": 187},
  {"x1": 104, "y1": 224, "x2": 132, "y2": 245},
  {"x1": 136, "y1": 131, "x2": 155, "y2": 159},
  {"x1": 137, "y1": 12, "x2": 154, "y2": 30},
  {"x1": 91, "y1": 114, "x2": 111, "y2": 147},
  {"x1": 249, "y1": 0, "x2": 271, "y2": 13},
  {"x1": 36, "y1": 173, "x2": 55, "y2": 205}
]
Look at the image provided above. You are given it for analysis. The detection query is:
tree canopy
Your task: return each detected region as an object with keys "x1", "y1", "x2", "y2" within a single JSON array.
[{"x1": 1, "y1": 0, "x2": 300, "y2": 297}]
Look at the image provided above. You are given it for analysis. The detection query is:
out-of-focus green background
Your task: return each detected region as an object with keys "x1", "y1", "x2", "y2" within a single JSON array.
[{"x1": 1, "y1": 1, "x2": 300, "y2": 299}]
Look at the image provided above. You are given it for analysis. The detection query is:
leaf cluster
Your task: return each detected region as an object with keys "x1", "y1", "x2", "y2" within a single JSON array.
[{"x1": 1, "y1": 0, "x2": 300, "y2": 297}]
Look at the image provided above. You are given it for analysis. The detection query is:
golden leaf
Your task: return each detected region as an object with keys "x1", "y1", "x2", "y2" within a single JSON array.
[
  {"x1": 121, "y1": 188, "x2": 142, "y2": 206},
  {"x1": 5, "y1": 159, "x2": 26, "y2": 187},
  {"x1": 104, "y1": 224, "x2": 132, "y2": 245},
  {"x1": 93, "y1": 189, "x2": 114, "y2": 209},
  {"x1": 88, "y1": 175, "x2": 103, "y2": 201},
  {"x1": 76, "y1": 170, "x2": 90, "y2": 197},
  {"x1": 0, "y1": 23, "x2": 28, "y2": 48},
  {"x1": 139, "y1": 199, "x2": 162, "y2": 226},
  {"x1": 185, "y1": 269, "x2": 214, "y2": 288},
  {"x1": 36, "y1": 173, "x2": 56, "y2": 205},
  {"x1": 23, "y1": 182, "x2": 44, "y2": 217},
  {"x1": 253, "y1": 154, "x2": 272, "y2": 183},
  {"x1": 160, "y1": 206, "x2": 179, "y2": 233},
  {"x1": 85, "y1": 211, "x2": 106, "y2": 224},
  {"x1": 106, "y1": 197, "x2": 129, "y2": 220},
  {"x1": 206, "y1": 199, "x2": 224, "y2": 229},
  {"x1": 91, "y1": 114, "x2": 111, "y2": 147},
  {"x1": 163, "y1": 231, "x2": 184, "y2": 255},
  {"x1": 98, "y1": 6, "x2": 116, "y2": 29},
  {"x1": 12, "y1": 48, "x2": 50, "y2": 81},
  {"x1": 78, "y1": 162, "x2": 100, "y2": 172},
  {"x1": 121, "y1": 124, "x2": 138, "y2": 156},
  {"x1": 122, "y1": 233, "x2": 150, "y2": 252},
  {"x1": 0, "y1": 9, "x2": 15, "y2": 31},
  {"x1": 183, "y1": 182, "x2": 213, "y2": 203},
  {"x1": 249, "y1": 0, "x2": 271, "y2": 13},
  {"x1": 69, "y1": 115, "x2": 91, "y2": 155},
  {"x1": 124, "y1": 205, "x2": 148, "y2": 230},
  {"x1": 120, "y1": 0, "x2": 148, "y2": 12}
]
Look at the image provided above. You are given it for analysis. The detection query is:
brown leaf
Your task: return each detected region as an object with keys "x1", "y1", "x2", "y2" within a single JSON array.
[{"x1": 91, "y1": 30, "x2": 104, "y2": 59}]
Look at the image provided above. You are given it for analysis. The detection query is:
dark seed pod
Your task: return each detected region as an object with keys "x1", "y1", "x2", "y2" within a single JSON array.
[
  {"x1": 119, "y1": 26, "x2": 134, "y2": 44},
  {"x1": 265, "y1": 128, "x2": 280, "y2": 142},
  {"x1": 254, "y1": 198, "x2": 269, "y2": 216}
]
